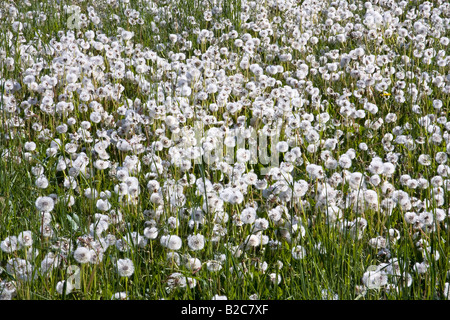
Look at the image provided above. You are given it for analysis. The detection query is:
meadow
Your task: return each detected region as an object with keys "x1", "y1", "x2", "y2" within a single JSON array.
[{"x1": 0, "y1": 0, "x2": 449, "y2": 300}]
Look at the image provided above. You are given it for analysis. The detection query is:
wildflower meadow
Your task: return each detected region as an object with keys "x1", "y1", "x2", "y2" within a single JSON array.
[{"x1": 0, "y1": 0, "x2": 449, "y2": 300}]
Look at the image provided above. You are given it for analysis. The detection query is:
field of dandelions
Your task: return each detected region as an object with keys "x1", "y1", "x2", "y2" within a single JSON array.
[{"x1": 0, "y1": 0, "x2": 449, "y2": 300}]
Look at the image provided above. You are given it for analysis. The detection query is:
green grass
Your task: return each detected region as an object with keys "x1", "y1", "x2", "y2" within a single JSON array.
[{"x1": 0, "y1": 0, "x2": 450, "y2": 300}]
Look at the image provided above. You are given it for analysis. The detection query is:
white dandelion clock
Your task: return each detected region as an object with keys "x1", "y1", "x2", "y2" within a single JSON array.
[
  {"x1": 269, "y1": 273, "x2": 282, "y2": 285},
  {"x1": 1, "y1": 236, "x2": 19, "y2": 253},
  {"x1": 18, "y1": 231, "x2": 33, "y2": 247},
  {"x1": 186, "y1": 257, "x2": 202, "y2": 271},
  {"x1": 116, "y1": 258, "x2": 135, "y2": 277},
  {"x1": 96, "y1": 199, "x2": 111, "y2": 211},
  {"x1": 187, "y1": 234, "x2": 205, "y2": 251},
  {"x1": 362, "y1": 269, "x2": 388, "y2": 289},
  {"x1": 161, "y1": 235, "x2": 182, "y2": 250},
  {"x1": 143, "y1": 227, "x2": 158, "y2": 240},
  {"x1": 73, "y1": 247, "x2": 91, "y2": 264},
  {"x1": 206, "y1": 260, "x2": 222, "y2": 272},
  {"x1": 241, "y1": 207, "x2": 257, "y2": 224},
  {"x1": 35, "y1": 196, "x2": 55, "y2": 213}
]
